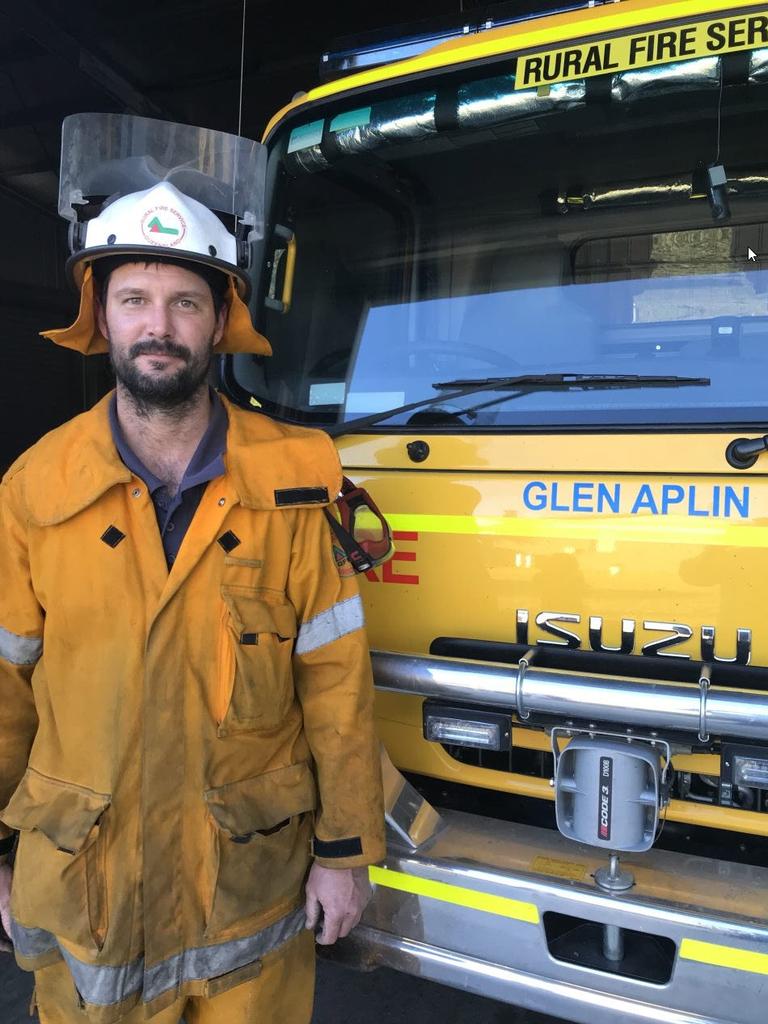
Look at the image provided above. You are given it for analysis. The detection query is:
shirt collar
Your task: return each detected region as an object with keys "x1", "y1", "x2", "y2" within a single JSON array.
[{"x1": 108, "y1": 390, "x2": 228, "y2": 496}]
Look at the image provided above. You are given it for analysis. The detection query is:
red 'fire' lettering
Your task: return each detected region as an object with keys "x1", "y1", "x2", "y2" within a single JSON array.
[{"x1": 365, "y1": 531, "x2": 419, "y2": 585}]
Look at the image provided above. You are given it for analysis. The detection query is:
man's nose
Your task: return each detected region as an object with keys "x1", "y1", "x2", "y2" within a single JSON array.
[{"x1": 145, "y1": 303, "x2": 173, "y2": 337}]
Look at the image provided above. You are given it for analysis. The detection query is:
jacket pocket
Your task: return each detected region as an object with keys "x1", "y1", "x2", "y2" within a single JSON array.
[
  {"x1": 2, "y1": 768, "x2": 111, "y2": 950},
  {"x1": 204, "y1": 761, "x2": 316, "y2": 936},
  {"x1": 217, "y1": 586, "x2": 298, "y2": 735}
]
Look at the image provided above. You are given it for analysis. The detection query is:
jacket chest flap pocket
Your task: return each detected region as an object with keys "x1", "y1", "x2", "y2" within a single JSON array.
[
  {"x1": 217, "y1": 587, "x2": 298, "y2": 735},
  {"x1": 2, "y1": 768, "x2": 111, "y2": 951},
  {"x1": 204, "y1": 761, "x2": 316, "y2": 937}
]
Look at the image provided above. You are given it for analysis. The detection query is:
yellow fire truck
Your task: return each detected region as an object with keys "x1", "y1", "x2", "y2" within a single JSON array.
[{"x1": 224, "y1": 1, "x2": 768, "y2": 1020}]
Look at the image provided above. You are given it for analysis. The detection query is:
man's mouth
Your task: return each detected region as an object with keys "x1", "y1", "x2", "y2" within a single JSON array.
[{"x1": 131, "y1": 344, "x2": 189, "y2": 362}]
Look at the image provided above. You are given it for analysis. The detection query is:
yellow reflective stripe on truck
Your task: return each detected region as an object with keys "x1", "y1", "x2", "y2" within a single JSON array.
[
  {"x1": 680, "y1": 938, "x2": 768, "y2": 976},
  {"x1": 386, "y1": 513, "x2": 768, "y2": 548},
  {"x1": 369, "y1": 865, "x2": 540, "y2": 924}
]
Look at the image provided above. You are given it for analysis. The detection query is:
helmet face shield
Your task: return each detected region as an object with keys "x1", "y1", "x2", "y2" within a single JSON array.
[{"x1": 59, "y1": 113, "x2": 266, "y2": 235}]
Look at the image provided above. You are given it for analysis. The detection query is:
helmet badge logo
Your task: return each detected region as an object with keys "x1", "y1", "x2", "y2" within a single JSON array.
[{"x1": 141, "y1": 205, "x2": 187, "y2": 247}]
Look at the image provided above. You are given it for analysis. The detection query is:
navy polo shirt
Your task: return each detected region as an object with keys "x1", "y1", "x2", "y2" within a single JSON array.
[{"x1": 109, "y1": 391, "x2": 228, "y2": 568}]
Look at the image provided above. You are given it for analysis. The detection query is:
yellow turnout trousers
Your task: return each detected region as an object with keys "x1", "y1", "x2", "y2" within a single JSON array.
[{"x1": 33, "y1": 931, "x2": 315, "y2": 1024}]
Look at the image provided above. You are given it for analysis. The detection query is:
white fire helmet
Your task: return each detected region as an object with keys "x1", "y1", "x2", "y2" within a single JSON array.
[{"x1": 69, "y1": 180, "x2": 249, "y2": 299}]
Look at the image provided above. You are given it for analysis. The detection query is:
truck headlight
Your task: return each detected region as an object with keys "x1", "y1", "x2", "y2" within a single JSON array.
[
  {"x1": 734, "y1": 757, "x2": 768, "y2": 788},
  {"x1": 422, "y1": 702, "x2": 511, "y2": 751},
  {"x1": 720, "y1": 743, "x2": 768, "y2": 805}
]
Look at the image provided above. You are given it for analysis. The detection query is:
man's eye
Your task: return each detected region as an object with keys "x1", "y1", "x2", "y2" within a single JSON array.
[
  {"x1": 124, "y1": 296, "x2": 144, "y2": 305},
  {"x1": 177, "y1": 299, "x2": 197, "y2": 309}
]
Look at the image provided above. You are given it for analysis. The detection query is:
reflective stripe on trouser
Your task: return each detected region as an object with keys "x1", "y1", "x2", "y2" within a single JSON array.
[
  {"x1": 295, "y1": 595, "x2": 365, "y2": 656},
  {"x1": 0, "y1": 625, "x2": 42, "y2": 665},
  {"x1": 14, "y1": 906, "x2": 306, "y2": 1011},
  {"x1": 34, "y1": 927, "x2": 315, "y2": 1024}
]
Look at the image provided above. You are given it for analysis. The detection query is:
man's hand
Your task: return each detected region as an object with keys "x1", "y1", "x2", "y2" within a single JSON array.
[
  {"x1": 304, "y1": 863, "x2": 372, "y2": 946},
  {"x1": 0, "y1": 862, "x2": 13, "y2": 953}
]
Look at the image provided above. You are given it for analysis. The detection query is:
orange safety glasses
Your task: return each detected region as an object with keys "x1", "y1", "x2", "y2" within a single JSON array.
[{"x1": 325, "y1": 478, "x2": 394, "y2": 574}]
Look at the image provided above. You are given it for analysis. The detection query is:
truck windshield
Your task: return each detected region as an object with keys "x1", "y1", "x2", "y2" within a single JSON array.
[{"x1": 229, "y1": 60, "x2": 768, "y2": 430}]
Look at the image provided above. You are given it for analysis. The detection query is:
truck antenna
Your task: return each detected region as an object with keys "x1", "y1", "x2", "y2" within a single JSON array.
[{"x1": 238, "y1": 0, "x2": 248, "y2": 138}]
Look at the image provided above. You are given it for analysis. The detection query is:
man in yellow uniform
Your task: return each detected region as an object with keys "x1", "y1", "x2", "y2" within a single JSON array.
[{"x1": 0, "y1": 115, "x2": 385, "y2": 1023}]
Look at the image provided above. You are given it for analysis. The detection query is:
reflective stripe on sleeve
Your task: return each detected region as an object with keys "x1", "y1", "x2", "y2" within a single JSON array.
[
  {"x1": 295, "y1": 595, "x2": 365, "y2": 656},
  {"x1": 0, "y1": 626, "x2": 42, "y2": 666}
]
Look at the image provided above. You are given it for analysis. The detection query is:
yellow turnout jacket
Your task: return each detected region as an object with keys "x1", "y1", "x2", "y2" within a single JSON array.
[{"x1": 0, "y1": 392, "x2": 385, "y2": 1020}]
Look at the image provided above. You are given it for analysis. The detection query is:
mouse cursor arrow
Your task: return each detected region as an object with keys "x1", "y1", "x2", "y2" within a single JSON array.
[{"x1": 748, "y1": 248, "x2": 758, "y2": 261}]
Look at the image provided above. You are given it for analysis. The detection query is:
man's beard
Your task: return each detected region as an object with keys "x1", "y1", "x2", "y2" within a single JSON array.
[{"x1": 109, "y1": 336, "x2": 213, "y2": 416}]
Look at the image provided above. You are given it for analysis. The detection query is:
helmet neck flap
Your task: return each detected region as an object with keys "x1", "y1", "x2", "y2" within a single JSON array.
[{"x1": 41, "y1": 263, "x2": 271, "y2": 357}]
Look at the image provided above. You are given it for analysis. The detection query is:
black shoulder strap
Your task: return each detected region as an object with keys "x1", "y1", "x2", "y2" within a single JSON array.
[{"x1": 324, "y1": 508, "x2": 374, "y2": 574}]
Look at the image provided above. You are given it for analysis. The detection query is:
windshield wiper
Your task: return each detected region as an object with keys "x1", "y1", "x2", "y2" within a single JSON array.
[
  {"x1": 327, "y1": 372, "x2": 711, "y2": 437},
  {"x1": 433, "y1": 372, "x2": 710, "y2": 390}
]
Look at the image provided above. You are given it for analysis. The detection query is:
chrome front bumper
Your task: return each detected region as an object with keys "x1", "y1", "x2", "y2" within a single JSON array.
[{"x1": 326, "y1": 810, "x2": 768, "y2": 1024}]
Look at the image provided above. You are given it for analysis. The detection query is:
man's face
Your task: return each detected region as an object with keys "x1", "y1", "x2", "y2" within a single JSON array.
[{"x1": 96, "y1": 261, "x2": 226, "y2": 411}]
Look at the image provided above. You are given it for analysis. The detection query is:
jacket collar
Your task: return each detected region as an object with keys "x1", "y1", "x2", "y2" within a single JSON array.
[{"x1": 22, "y1": 392, "x2": 340, "y2": 526}]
